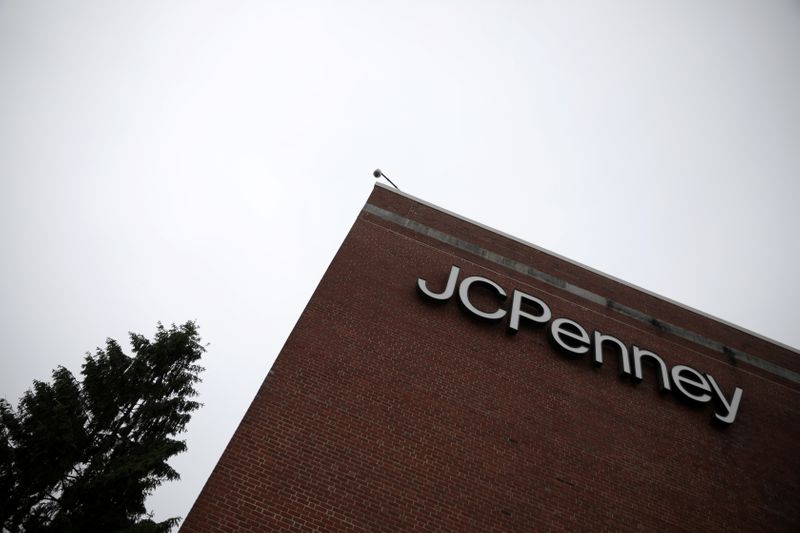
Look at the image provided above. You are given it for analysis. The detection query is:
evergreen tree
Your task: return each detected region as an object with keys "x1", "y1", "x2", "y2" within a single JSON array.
[{"x1": 0, "y1": 322, "x2": 205, "y2": 532}]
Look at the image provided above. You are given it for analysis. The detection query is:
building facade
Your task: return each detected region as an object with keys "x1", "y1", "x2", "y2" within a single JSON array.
[{"x1": 182, "y1": 184, "x2": 800, "y2": 531}]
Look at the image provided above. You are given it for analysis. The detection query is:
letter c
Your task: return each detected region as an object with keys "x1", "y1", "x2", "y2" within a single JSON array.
[{"x1": 458, "y1": 276, "x2": 507, "y2": 321}]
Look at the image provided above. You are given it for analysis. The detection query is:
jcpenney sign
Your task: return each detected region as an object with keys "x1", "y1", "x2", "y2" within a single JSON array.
[{"x1": 417, "y1": 265, "x2": 744, "y2": 425}]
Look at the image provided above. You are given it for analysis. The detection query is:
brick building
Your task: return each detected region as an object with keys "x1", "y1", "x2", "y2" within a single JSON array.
[{"x1": 182, "y1": 184, "x2": 800, "y2": 531}]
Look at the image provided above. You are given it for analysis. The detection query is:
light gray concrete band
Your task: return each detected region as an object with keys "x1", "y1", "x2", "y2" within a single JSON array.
[{"x1": 363, "y1": 202, "x2": 800, "y2": 385}]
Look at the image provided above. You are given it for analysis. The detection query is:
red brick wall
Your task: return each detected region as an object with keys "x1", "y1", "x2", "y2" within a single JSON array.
[{"x1": 182, "y1": 185, "x2": 800, "y2": 532}]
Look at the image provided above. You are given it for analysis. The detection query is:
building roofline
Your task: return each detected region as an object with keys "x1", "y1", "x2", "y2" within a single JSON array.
[{"x1": 373, "y1": 182, "x2": 799, "y2": 355}]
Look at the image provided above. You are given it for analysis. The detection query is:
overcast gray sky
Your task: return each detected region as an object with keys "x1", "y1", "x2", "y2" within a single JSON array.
[{"x1": 1, "y1": 0, "x2": 798, "y2": 525}]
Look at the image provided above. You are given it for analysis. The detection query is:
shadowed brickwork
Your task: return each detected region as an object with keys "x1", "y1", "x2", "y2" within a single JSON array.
[{"x1": 182, "y1": 184, "x2": 800, "y2": 531}]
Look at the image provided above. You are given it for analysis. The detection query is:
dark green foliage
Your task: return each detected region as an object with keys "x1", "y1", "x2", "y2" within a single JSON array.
[{"x1": 0, "y1": 322, "x2": 205, "y2": 532}]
